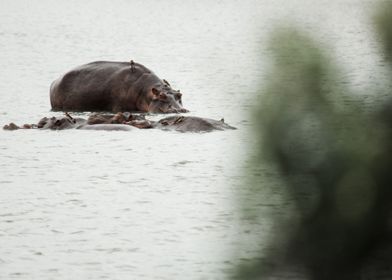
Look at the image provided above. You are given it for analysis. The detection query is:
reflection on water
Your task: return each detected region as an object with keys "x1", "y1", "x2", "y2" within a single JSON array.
[{"x1": 0, "y1": 0, "x2": 387, "y2": 279}]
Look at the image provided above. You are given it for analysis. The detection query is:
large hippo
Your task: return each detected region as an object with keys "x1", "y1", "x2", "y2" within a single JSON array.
[{"x1": 50, "y1": 60, "x2": 188, "y2": 113}]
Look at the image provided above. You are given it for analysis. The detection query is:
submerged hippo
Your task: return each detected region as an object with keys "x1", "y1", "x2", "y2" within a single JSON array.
[
  {"x1": 50, "y1": 60, "x2": 188, "y2": 113},
  {"x1": 38, "y1": 113, "x2": 135, "y2": 131},
  {"x1": 3, "y1": 113, "x2": 133, "y2": 131},
  {"x1": 37, "y1": 113, "x2": 86, "y2": 129},
  {"x1": 156, "y1": 116, "x2": 236, "y2": 132},
  {"x1": 3, "y1": 113, "x2": 236, "y2": 133},
  {"x1": 85, "y1": 113, "x2": 236, "y2": 132}
]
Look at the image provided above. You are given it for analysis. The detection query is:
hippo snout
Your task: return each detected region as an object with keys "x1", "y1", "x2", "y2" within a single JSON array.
[{"x1": 149, "y1": 97, "x2": 188, "y2": 114}]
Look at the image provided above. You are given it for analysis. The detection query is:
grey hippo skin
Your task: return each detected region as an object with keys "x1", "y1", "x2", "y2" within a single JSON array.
[
  {"x1": 156, "y1": 116, "x2": 236, "y2": 132},
  {"x1": 3, "y1": 113, "x2": 236, "y2": 133},
  {"x1": 3, "y1": 113, "x2": 133, "y2": 131},
  {"x1": 50, "y1": 60, "x2": 188, "y2": 113},
  {"x1": 36, "y1": 113, "x2": 134, "y2": 131}
]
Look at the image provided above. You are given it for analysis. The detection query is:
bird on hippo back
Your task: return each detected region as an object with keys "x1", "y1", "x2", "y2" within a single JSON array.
[{"x1": 49, "y1": 60, "x2": 189, "y2": 114}]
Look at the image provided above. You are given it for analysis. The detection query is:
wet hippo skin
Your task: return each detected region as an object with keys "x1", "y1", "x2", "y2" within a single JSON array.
[
  {"x1": 3, "y1": 113, "x2": 236, "y2": 133},
  {"x1": 50, "y1": 60, "x2": 188, "y2": 113}
]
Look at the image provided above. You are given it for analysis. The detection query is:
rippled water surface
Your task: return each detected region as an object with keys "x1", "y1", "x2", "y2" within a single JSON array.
[{"x1": 0, "y1": 0, "x2": 387, "y2": 279}]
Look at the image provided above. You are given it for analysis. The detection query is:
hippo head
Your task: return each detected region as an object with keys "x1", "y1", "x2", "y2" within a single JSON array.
[
  {"x1": 37, "y1": 116, "x2": 79, "y2": 130},
  {"x1": 149, "y1": 83, "x2": 188, "y2": 113}
]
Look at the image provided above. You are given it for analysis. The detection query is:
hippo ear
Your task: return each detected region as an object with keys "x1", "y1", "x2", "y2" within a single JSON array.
[{"x1": 152, "y1": 88, "x2": 160, "y2": 98}]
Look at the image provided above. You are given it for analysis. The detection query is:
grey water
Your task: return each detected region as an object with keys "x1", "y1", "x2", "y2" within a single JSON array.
[{"x1": 0, "y1": 0, "x2": 387, "y2": 279}]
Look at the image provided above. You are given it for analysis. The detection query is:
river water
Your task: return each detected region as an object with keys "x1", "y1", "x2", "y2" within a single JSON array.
[{"x1": 0, "y1": 0, "x2": 388, "y2": 279}]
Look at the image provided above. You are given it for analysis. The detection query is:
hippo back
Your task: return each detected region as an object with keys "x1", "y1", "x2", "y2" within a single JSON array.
[
  {"x1": 157, "y1": 116, "x2": 237, "y2": 132},
  {"x1": 50, "y1": 61, "x2": 162, "y2": 112}
]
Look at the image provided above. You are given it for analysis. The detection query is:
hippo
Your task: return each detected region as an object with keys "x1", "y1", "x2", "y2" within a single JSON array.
[
  {"x1": 37, "y1": 112, "x2": 138, "y2": 131},
  {"x1": 3, "y1": 114, "x2": 133, "y2": 131},
  {"x1": 3, "y1": 113, "x2": 236, "y2": 132},
  {"x1": 155, "y1": 115, "x2": 236, "y2": 132},
  {"x1": 50, "y1": 60, "x2": 188, "y2": 113},
  {"x1": 87, "y1": 112, "x2": 146, "y2": 125},
  {"x1": 37, "y1": 113, "x2": 86, "y2": 130},
  {"x1": 86, "y1": 113, "x2": 236, "y2": 132},
  {"x1": 3, "y1": 116, "x2": 81, "y2": 131}
]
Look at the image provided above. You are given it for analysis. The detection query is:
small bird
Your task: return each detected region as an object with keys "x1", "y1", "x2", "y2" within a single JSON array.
[
  {"x1": 65, "y1": 112, "x2": 76, "y2": 123},
  {"x1": 130, "y1": 60, "x2": 135, "y2": 73},
  {"x1": 163, "y1": 79, "x2": 170, "y2": 86}
]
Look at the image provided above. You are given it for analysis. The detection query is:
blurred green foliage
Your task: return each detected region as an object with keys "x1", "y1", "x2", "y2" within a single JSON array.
[
  {"x1": 237, "y1": 2, "x2": 392, "y2": 279},
  {"x1": 375, "y1": 1, "x2": 392, "y2": 61}
]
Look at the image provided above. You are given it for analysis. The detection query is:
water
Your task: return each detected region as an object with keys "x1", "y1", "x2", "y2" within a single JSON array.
[{"x1": 0, "y1": 0, "x2": 388, "y2": 279}]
